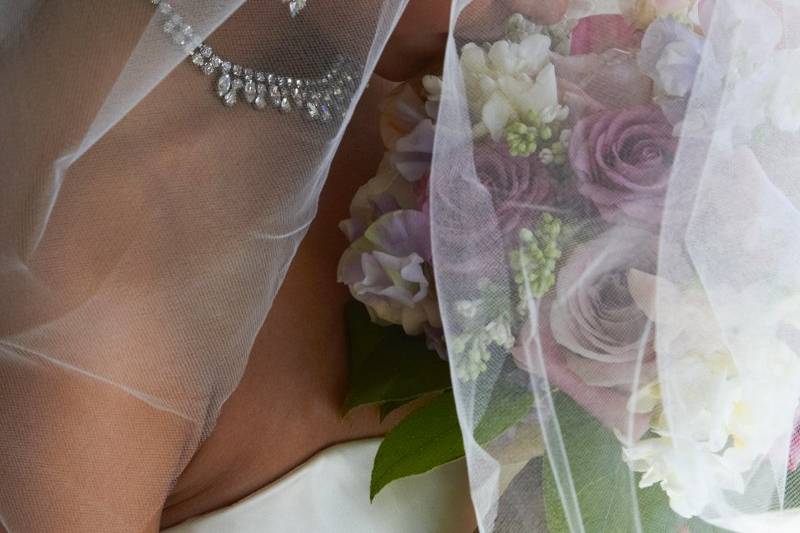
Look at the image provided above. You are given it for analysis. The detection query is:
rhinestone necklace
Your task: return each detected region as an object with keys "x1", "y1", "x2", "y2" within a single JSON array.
[{"x1": 150, "y1": 0, "x2": 358, "y2": 122}]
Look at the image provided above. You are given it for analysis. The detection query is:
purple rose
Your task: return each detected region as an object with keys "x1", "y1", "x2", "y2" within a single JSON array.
[
  {"x1": 549, "y1": 226, "x2": 658, "y2": 388},
  {"x1": 474, "y1": 141, "x2": 555, "y2": 241},
  {"x1": 432, "y1": 142, "x2": 555, "y2": 275},
  {"x1": 569, "y1": 104, "x2": 676, "y2": 227}
]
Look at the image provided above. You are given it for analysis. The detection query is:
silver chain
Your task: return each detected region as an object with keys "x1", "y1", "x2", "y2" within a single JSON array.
[{"x1": 150, "y1": 0, "x2": 358, "y2": 122}]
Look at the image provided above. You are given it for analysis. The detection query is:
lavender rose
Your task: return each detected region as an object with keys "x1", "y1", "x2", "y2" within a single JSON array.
[
  {"x1": 432, "y1": 141, "x2": 555, "y2": 275},
  {"x1": 549, "y1": 226, "x2": 658, "y2": 388},
  {"x1": 474, "y1": 141, "x2": 555, "y2": 240},
  {"x1": 569, "y1": 104, "x2": 677, "y2": 227}
]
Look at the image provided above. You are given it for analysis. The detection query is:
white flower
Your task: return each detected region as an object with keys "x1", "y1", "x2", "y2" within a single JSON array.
[
  {"x1": 622, "y1": 271, "x2": 800, "y2": 518},
  {"x1": 638, "y1": 17, "x2": 704, "y2": 98},
  {"x1": 455, "y1": 300, "x2": 480, "y2": 319},
  {"x1": 667, "y1": 0, "x2": 786, "y2": 140},
  {"x1": 422, "y1": 75, "x2": 442, "y2": 119},
  {"x1": 706, "y1": 0, "x2": 782, "y2": 79},
  {"x1": 452, "y1": 310, "x2": 515, "y2": 381},
  {"x1": 624, "y1": 436, "x2": 746, "y2": 518},
  {"x1": 540, "y1": 104, "x2": 569, "y2": 123},
  {"x1": 624, "y1": 0, "x2": 697, "y2": 29},
  {"x1": 627, "y1": 380, "x2": 661, "y2": 414},
  {"x1": 485, "y1": 318, "x2": 515, "y2": 350},
  {"x1": 460, "y1": 34, "x2": 558, "y2": 141},
  {"x1": 505, "y1": 13, "x2": 539, "y2": 44},
  {"x1": 716, "y1": 47, "x2": 800, "y2": 140}
]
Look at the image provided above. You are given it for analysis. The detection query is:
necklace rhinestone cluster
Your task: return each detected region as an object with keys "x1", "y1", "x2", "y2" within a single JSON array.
[{"x1": 150, "y1": 0, "x2": 358, "y2": 122}]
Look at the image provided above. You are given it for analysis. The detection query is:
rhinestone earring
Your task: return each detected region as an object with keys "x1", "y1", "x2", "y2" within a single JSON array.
[{"x1": 283, "y1": 0, "x2": 307, "y2": 17}]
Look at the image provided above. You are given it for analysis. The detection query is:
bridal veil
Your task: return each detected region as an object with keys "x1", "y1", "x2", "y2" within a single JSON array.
[
  {"x1": 432, "y1": 0, "x2": 800, "y2": 532},
  {"x1": 4, "y1": 1, "x2": 800, "y2": 532},
  {"x1": 0, "y1": 1, "x2": 409, "y2": 530}
]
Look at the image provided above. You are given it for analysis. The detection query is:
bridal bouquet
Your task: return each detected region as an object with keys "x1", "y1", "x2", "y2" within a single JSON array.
[{"x1": 339, "y1": 2, "x2": 800, "y2": 530}]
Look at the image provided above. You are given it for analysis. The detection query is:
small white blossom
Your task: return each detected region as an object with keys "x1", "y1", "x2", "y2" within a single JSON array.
[
  {"x1": 485, "y1": 318, "x2": 515, "y2": 350},
  {"x1": 422, "y1": 75, "x2": 443, "y2": 119},
  {"x1": 505, "y1": 13, "x2": 539, "y2": 43},
  {"x1": 455, "y1": 300, "x2": 480, "y2": 319},
  {"x1": 453, "y1": 312, "x2": 515, "y2": 381},
  {"x1": 540, "y1": 104, "x2": 569, "y2": 124},
  {"x1": 460, "y1": 34, "x2": 558, "y2": 141}
]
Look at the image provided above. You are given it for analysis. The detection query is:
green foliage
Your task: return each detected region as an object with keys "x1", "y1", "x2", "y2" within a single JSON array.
[
  {"x1": 474, "y1": 374, "x2": 534, "y2": 446},
  {"x1": 345, "y1": 300, "x2": 537, "y2": 499},
  {"x1": 343, "y1": 301, "x2": 451, "y2": 413},
  {"x1": 370, "y1": 375, "x2": 534, "y2": 498},
  {"x1": 370, "y1": 391, "x2": 464, "y2": 500},
  {"x1": 543, "y1": 392, "x2": 727, "y2": 533}
]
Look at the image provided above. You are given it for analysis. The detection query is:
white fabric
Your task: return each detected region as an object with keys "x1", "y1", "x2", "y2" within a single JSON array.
[
  {"x1": 164, "y1": 439, "x2": 475, "y2": 533},
  {"x1": 431, "y1": 0, "x2": 800, "y2": 531}
]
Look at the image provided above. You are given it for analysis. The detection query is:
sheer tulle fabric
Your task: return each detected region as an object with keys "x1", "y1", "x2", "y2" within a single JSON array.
[
  {"x1": 0, "y1": 1, "x2": 407, "y2": 530},
  {"x1": 6, "y1": 0, "x2": 800, "y2": 532},
  {"x1": 431, "y1": 0, "x2": 800, "y2": 531}
]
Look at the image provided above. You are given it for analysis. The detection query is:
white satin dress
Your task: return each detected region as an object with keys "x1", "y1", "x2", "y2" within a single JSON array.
[{"x1": 164, "y1": 438, "x2": 476, "y2": 533}]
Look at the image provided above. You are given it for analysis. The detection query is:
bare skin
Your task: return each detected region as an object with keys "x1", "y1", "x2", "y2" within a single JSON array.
[
  {"x1": 0, "y1": 1, "x2": 567, "y2": 531},
  {"x1": 162, "y1": 1, "x2": 568, "y2": 526},
  {"x1": 159, "y1": 74, "x2": 405, "y2": 528}
]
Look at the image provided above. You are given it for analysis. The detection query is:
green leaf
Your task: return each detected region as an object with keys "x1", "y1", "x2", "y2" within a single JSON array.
[
  {"x1": 474, "y1": 370, "x2": 534, "y2": 446},
  {"x1": 785, "y1": 465, "x2": 800, "y2": 511},
  {"x1": 370, "y1": 391, "x2": 464, "y2": 500},
  {"x1": 370, "y1": 371, "x2": 535, "y2": 498},
  {"x1": 543, "y1": 392, "x2": 728, "y2": 533},
  {"x1": 345, "y1": 300, "x2": 387, "y2": 370},
  {"x1": 343, "y1": 301, "x2": 451, "y2": 413}
]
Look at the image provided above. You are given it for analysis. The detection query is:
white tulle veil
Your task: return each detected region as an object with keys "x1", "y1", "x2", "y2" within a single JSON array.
[
  {"x1": 0, "y1": 1, "x2": 408, "y2": 530},
  {"x1": 5, "y1": 0, "x2": 800, "y2": 532},
  {"x1": 430, "y1": 0, "x2": 800, "y2": 532}
]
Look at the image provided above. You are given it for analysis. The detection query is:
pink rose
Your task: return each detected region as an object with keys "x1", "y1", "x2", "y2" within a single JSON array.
[
  {"x1": 512, "y1": 302, "x2": 651, "y2": 438},
  {"x1": 570, "y1": 15, "x2": 641, "y2": 55},
  {"x1": 569, "y1": 104, "x2": 676, "y2": 227},
  {"x1": 512, "y1": 226, "x2": 661, "y2": 438},
  {"x1": 548, "y1": 226, "x2": 658, "y2": 387}
]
